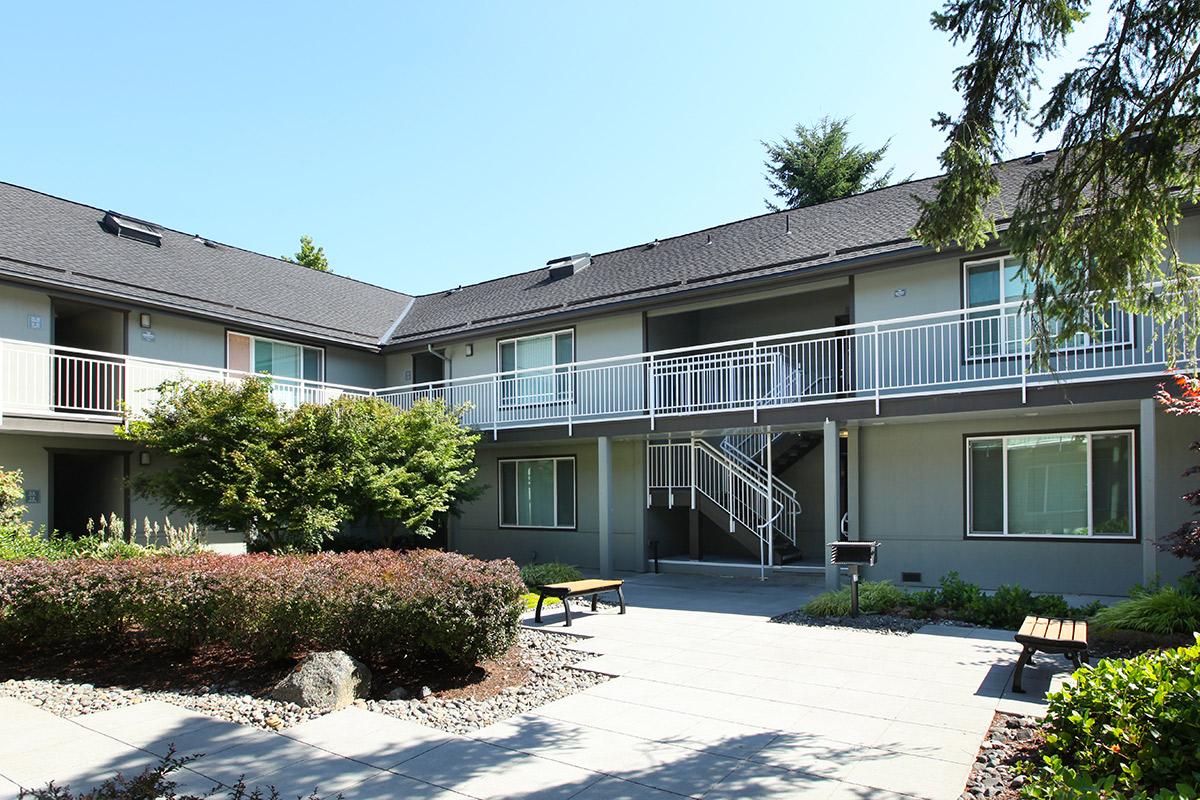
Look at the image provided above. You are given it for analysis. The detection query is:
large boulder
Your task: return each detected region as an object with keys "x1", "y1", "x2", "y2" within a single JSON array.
[{"x1": 270, "y1": 651, "x2": 371, "y2": 711}]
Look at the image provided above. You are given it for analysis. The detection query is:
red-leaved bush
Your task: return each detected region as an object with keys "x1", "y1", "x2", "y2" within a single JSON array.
[{"x1": 0, "y1": 550, "x2": 525, "y2": 666}]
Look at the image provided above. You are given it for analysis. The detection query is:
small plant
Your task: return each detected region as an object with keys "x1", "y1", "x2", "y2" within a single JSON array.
[
  {"x1": 1019, "y1": 637, "x2": 1200, "y2": 798},
  {"x1": 1091, "y1": 580, "x2": 1200, "y2": 636},
  {"x1": 520, "y1": 561, "x2": 582, "y2": 590},
  {"x1": 19, "y1": 749, "x2": 321, "y2": 799},
  {"x1": 802, "y1": 580, "x2": 908, "y2": 616}
]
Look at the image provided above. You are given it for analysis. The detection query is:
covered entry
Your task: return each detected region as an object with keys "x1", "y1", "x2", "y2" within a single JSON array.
[{"x1": 50, "y1": 450, "x2": 128, "y2": 538}]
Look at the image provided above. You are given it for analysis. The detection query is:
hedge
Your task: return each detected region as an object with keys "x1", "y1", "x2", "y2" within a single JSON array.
[{"x1": 0, "y1": 550, "x2": 525, "y2": 667}]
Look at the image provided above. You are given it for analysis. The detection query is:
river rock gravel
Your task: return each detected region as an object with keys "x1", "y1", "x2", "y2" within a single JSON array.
[
  {"x1": 364, "y1": 628, "x2": 607, "y2": 734},
  {"x1": 0, "y1": 629, "x2": 604, "y2": 736},
  {"x1": 960, "y1": 712, "x2": 1042, "y2": 800},
  {"x1": 770, "y1": 609, "x2": 979, "y2": 635}
]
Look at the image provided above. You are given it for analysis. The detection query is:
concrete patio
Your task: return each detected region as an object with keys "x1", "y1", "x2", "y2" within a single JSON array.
[{"x1": 0, "y1": 573, "x2": 1067, "y2": 799}]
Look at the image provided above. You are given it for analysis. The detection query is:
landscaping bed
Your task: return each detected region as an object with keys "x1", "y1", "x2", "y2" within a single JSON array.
[
  {"x1": 960, "y1": 713, "x2": 1042, "y2": 800},
  {"x1": 0, "y1": 628, "x2": 606, "y2": 734}
]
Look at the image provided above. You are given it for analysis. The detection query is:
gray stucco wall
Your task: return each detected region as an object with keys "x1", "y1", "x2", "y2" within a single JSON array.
[
  {"x1": 388, "y1": 311, "x2": 645, "y2": 386},
  {"x1": 0, "y1": 284, "x2": 53, "y2": 344},
  {"x1": 855, "y1": 406, "x2": 1192, "y2": 596},
  {"x1": 0, "y1": 432, "x2": 242, "y2": 552},
  {"x1": 452, "y1": 437, "x2": 646, "y2": 572}
]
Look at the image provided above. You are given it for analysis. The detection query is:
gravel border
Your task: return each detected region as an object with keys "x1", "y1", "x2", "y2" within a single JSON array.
[
  {"x1": 960, "y1": 712, "x2": 1042, "y2": 800},
  {"x1": 770, "y1": 609, "x2": 980, "y2": 636},
  {"x1": 0, "y1": 629, "x2": 605, "y2": 736}
]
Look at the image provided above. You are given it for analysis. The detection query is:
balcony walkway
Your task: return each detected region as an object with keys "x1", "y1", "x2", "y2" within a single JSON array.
[
  {"x1": 1, "y1": 295, "x2": 1188, "y2": 436},
  {"x1": 1, "y1": 573, "x2": 1069, "y2": 800}
]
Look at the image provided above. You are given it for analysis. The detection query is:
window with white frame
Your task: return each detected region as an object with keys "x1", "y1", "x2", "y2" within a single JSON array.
[
  {"x1": 497, "y1": 329, "x2": 574, "y2": 406},
  {"x1": 966, "y1": 430, "x2": 1135, "y2": 538},
  {"x1": 227, "y1": 332, "x2": 324, "y2": 381},
  {"x1": 963, "y1": 254, "x2": 1131, "y2": 359},
  {"x1": 499, "y1": 457, "x2": 576, "y2": 529}
]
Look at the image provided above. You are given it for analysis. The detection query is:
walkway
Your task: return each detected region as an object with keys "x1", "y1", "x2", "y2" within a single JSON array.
[{"x1": 0, "y1": 573, "x2": 1062, "y2": 799}]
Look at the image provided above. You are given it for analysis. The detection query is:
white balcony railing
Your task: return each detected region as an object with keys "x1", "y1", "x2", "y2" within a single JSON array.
[
  {"x1": 0, "y1": 295, "x2": 1191, "y2": 430},
  {"x1": 0, "y1": 341, "x2": 372, "y2": 423},
  {"x1": 376, "y1": 297, "x2": 1193, "y2": 431}
]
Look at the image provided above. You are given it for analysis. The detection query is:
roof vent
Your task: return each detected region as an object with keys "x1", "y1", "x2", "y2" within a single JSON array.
[
  {"x1": 546, "y1": 253, "x2": 592, "y2": 280},
  {"x1": 1025, "y1": 151, "x2": 1046, "y2": 164},
  {"x1": 101, "y1": 212, "x2": 161, "y2": 247}
]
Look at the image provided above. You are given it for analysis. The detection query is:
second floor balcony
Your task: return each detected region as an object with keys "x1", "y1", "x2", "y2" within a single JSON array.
[{"x1": 0, "y1": 298, "x2": 1190, "y2": 434}]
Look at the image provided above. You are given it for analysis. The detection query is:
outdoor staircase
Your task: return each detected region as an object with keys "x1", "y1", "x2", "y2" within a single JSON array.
[{"x1": 646, "y1": 436, "x2": 805, "y2": 571}]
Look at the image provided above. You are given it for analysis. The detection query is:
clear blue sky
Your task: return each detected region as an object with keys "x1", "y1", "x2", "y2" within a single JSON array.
[{"x1": 0, "y1": 2, "x2": 1108, "y2": 296}]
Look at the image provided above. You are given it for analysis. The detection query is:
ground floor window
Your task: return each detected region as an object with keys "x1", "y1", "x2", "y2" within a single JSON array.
[
  {"x1": 499, "y1": 457, "x2": 576, "y2": 529},
  {"x1": 966, "y1": 430, "x2": 1135, "y2": 538}
]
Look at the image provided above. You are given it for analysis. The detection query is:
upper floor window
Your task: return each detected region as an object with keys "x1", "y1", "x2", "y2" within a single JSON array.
[
  {"x1": 497, "y1": 329, "x2": 573, "y2": 406},
  {"x1": 227, "y1": 332, "x2": 324, "y2": 382},
  {"x1": 963, "y1": 254, "x2": 1131, "y2": 358},
  {"x1": 967, "y1": 429, "x2": 1135, "y2": 539}
]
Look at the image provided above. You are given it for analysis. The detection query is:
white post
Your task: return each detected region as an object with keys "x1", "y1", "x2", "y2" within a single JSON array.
[
  {"x1": 598, "y1": 435, "x2": 614, "y2": 579},
  {"x1": 823, "y1": 417, "x2": 840, "y2": 591},
  {"x1": 647, "y1": 355, "x2": 656, "y2": 431},
  {"x1": 766, "y1": 427, "x2": 774, "y2": 568}
]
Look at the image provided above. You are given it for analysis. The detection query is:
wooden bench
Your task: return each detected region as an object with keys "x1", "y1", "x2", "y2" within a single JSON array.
[
  {"x1": 1012, "y1": 616, "x2": 1089, "y2": 693},
  {"x1": 534, "y1": 579, "x2": 626, "y2": 627}
]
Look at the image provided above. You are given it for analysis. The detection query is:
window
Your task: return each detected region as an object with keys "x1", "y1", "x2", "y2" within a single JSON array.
[
  {"x1": 227, "y1": 332, "x2": 324, "y2": 381},
  {"x1": 497, "y1": 329, "x2": 574, "y2": 406},
  {"x1": 499, "y1": 457, "x2": 576, "y2": 529},
  {"x1": 966, "y1": 430, "x2": 1135, "y2": 538},
  {"x1": 963, "y1": 254, "x2": 1131, "y2": 358}
]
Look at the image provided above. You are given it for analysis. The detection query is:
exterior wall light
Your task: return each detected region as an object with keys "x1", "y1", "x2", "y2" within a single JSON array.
[
  {"x1": 139, "y1": 313, "x2": 152, "y2": 329},
  {"x1": 465, "y1": 343, "x2": 474, "y2": 357},
  {"x1": 139, "y1": 452, "x2": 152, "y2": 466}
]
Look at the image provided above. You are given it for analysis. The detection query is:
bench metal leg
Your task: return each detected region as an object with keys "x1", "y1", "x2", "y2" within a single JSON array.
[
  {"x1": 1012, "y1": 646, "x2": 1034, "y2": 694},
  {"x1": 591, "y1": 593, "x2": 598, "y2": 612},
  {"x1": 617, "y1": 585, "x2": 626, "y2": 615},
  {"x1": 562, "y1": 597, "x2": 572, "y2": 627},
  {"x1": 534, "y1": 593, "x2": 547, "y2": 624}
]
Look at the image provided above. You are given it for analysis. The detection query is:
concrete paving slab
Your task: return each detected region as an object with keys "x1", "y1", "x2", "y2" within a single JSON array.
[
  {"x1": 321, "y1": 770, "x2": 470, "y2": 799},
  {"x1": 73, "y1": 701, "x2": 260, "y2": 761},
  {"x1": 394, "y1": 738, "x2": 602, "y2": 800},
  {"x1": 473, "y1": 713, "x2": 742, "y2": 797},
  {"x1": 281, "y1": 707, "x2": 453, "y2": 769},
  {"x1": 702, "y1": 761, "x2": 845, "y2": 799}
]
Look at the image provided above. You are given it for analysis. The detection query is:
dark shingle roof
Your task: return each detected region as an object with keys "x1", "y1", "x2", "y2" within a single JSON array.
[
  {"x1": 384, "y1": 155, "x2": 1051, "y2": 345},
  {"x1": 0, "y1": 182, "x2": 412, "y2": 348},
  {"x1": 0, "y1": 153, "x2": 1052, "y2": 352}
]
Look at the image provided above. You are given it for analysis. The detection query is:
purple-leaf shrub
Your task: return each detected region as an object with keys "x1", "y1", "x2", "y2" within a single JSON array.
[{"x1": 0, "y1": 550, "x2": 525, "y2": 666}]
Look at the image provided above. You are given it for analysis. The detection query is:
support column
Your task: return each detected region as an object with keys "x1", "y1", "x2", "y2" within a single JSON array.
[
  {"x1": 1140, "y1": 398, "x2": 1157, "y2": 585},
  {"x1": 846, "y1": 423, "x2": 860, "y2": 541},
  {"x1": 598, "y1": 435, "x2": 614, "y2": 579},
  {"x1": 823, "y1": 418, "x2": 841, "y2": 591}
]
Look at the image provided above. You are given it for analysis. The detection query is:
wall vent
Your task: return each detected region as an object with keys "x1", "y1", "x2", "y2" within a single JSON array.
[
  {"x1": 546, "y1": 253, "x2": 592, "y2": 280},
  {"x1": 101, "y1": 212, "x2": 162, "y2": 247},
  {"x1": 900, "y1": 571, "x2": 922, "y2": 583}
]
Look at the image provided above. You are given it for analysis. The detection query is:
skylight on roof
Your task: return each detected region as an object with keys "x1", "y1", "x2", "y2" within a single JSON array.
[{"x1": 101, "y1": 211, "x2": 162, "y2": 247}]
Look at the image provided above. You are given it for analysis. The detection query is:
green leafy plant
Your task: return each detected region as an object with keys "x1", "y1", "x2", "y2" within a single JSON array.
[
  {"x1": 120, "y1": 378, "x2": 480, "y2": 553},
  {"x1": 519, "y1": 561, "x2": 582, "y2": 590},
  {"x1": 802, "y1": 580, "x2": 908, "y2": 616},
  {"x1": 1091, "y1": 581, "x2": 1200, "y2": 636},
  {"x1": 1020, "y1": 637, "x2": 1200, "y2": 799}
]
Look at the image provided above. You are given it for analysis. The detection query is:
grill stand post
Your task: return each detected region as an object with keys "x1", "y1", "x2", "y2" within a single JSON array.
[{"x1": 849, "y1": 564, "x2": 861, "y2": 618}]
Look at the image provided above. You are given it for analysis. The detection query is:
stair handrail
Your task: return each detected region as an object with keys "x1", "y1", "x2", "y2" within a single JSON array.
[
  {"x1": 690, "y1": 438, "x2": 776, "y2": 546},
  {"x1": 718, "y1": 434, "x2": 799, "y2": 500}
]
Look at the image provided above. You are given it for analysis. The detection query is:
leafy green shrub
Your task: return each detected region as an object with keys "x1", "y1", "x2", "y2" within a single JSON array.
[
  {"x1": 963, "y1": 584, "x2": 1072, "y2": 629},
  {"x1": 1021, "y1": 638, "x2": 1200, "y2": 799},
  {"x1": 520, "y1": 561, "x2": 582, "y2": 590},
  {"x1": 803, "y1": 580, "x2": 908, "y2": 616},
  {"x1": 1092, "y1": 581, "x2": 1200, "y2": 636},
  {"x1": 0, "y1": 550, "x2": 524, "y2": 666}
]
